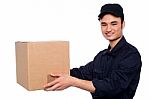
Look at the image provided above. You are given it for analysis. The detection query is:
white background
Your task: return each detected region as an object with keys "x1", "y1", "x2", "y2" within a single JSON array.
[{"x1": 0, "y1": 0, "x2": 149, "y2": 99}]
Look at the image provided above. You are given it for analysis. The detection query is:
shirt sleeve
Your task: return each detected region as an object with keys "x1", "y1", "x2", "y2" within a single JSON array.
[
  {"x1": 91, "y1": 51, "x2": 142, "y2": 98},
  {"x1": 70, "y1": 61, "x2": 94, "y2": 80}
]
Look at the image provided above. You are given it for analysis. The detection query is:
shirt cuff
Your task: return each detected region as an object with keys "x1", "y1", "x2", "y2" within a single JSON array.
[{"x1": 91, "y1": 79, "x2": 105, "y2": 98}]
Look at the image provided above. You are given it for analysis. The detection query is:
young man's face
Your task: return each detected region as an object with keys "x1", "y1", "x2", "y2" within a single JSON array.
[{"x1": 100, "y1": 14, "x2": 125, "y2": 41}]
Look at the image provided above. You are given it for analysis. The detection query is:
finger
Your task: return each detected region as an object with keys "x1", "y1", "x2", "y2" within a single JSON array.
[
  {"x1": 43, "y1": 79, "x2": 58, "y2": 88},
  {"x1": 55, "y1": 86, "x2": 65, "y2": 91},
  {"x1": 44, "y1": 83, "x2": 60, "y2": 91},
  {"x1": 50, "y1": 73, "x2": 63, "y2": 77}
]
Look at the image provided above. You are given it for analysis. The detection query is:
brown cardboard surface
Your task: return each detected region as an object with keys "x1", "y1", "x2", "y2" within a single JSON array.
[{"x1": 15, "y1": 41, "x2": 70, "y2": 91}]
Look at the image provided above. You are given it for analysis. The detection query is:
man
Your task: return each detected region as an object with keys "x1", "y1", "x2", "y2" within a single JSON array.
[{"x1": 43, "y1": 3, "x2": 142, "y2": 99}]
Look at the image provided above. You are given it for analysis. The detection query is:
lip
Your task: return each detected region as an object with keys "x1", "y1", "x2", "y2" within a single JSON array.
[{"x1": 105, "y1": 32, "x2": 113, "y2": 37}]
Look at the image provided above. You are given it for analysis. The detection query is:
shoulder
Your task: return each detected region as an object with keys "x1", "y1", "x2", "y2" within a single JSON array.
[
  {"x1": 97, "y1": 49, "x2": 108, "y2": 56},
  {"x1": 93, "y1": 49, "x2": 108, "y2": 60},
  {"x1": 125, "y1": 42, "x2": 141, "y2": 56},
  {"x1": 119, "y1": 42, "x2": 142, "y2": 69}
]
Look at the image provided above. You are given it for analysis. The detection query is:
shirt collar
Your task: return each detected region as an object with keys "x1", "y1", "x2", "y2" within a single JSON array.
[{"x1": 107, "y1": 36, "x2": 127, "y2": 56}]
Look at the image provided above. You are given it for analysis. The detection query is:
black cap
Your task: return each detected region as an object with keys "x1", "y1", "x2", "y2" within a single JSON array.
[{"x1": 98, "y1": 3, "x2": 124, "y2": 21}]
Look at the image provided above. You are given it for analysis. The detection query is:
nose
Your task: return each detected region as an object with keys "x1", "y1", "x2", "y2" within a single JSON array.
[{"x1": 106, "y1": 25, "x2": 112, "y2": 32}]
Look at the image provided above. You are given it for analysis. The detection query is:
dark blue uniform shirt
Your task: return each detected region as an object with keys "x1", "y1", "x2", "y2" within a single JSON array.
[{"x1": 70, "y1": 36, "x2": 142, "y2": 99}]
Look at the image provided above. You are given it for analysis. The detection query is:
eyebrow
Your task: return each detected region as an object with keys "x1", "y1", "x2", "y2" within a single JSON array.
[
  {"x1": 111, "y1": 21, "x2": 118, "y2": 24},
  {"x1": 101, "y1": 21, "x2": 118, "y2": 24}
]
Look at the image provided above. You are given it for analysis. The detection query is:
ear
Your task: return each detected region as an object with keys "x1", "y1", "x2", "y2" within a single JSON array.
[{"x1": 121, "y1": 21, "x2": 125, "y2": 29}]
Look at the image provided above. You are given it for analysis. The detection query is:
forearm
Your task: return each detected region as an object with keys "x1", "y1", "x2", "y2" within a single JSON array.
[{"x1": 71, "y1": 77, "x2": 95, "y2": 93}]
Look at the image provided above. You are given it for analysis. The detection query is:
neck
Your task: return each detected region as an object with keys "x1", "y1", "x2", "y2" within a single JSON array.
[{"x1": 109, "y1": 36, "x2": 123, "y2": 51}]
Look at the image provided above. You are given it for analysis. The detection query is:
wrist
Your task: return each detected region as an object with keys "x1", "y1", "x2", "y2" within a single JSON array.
[
  {"x1": 70, "y1": 76, "x2": 79, "y2": 87},
  {"x1": 70, "y1": 76, "x2": 95, "y2": 93}
]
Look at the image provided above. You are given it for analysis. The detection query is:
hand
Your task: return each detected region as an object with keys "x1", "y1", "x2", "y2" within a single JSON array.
[
  {"x1": 43, "y1": 73, "x2": 95, "y2": 93},
  {"x1": 43, "y1": 73, "x2": 75, "y2": 91}
]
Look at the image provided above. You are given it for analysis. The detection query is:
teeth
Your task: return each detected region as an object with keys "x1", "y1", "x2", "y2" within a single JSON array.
[{"x1": 106, "y1": 33, "x2": 113, "y2": 36}]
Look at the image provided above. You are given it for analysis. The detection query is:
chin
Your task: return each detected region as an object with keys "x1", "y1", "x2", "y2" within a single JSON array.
[
  {"x1": 106, "y1": 36, "x2": 122, "y2": 41},
  {"x1": 105, "y1": 37, "x2": 115, "y2": 41}
]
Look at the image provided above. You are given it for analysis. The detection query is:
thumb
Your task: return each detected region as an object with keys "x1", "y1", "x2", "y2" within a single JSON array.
[{"x1": 50, "y1": 73, "x2": 62, "y2": 77}]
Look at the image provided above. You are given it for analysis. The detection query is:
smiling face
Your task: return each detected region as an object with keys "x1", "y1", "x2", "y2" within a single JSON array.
[{"x1": 100, "y1": 14, "x2": 125, "y2": 42}]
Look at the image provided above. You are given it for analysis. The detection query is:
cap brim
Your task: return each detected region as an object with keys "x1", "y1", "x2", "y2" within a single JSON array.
[{"x1": 98, "y1": 11, "x2": 121, "y2": 20}]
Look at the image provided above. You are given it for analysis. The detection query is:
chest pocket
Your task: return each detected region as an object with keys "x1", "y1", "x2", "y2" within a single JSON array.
[{"x1": 93, "y1": 55, "x2": 115, "y2": 79}]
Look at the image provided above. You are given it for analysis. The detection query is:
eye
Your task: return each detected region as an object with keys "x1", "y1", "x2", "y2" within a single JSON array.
[
  {"x1": 112, "y1": 23, "x2": 117, "y2": 26},
  {"x1": 111, "y1": 22, "x2": 118, "y2": 26},
  {"x1": 101, "y1": 23, "x2": 107, "y2": 26}
]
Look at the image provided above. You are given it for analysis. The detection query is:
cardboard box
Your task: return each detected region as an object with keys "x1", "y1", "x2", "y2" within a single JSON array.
[{"x1": 15, "y1": 41, "x2": 70, "y2": 91}]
